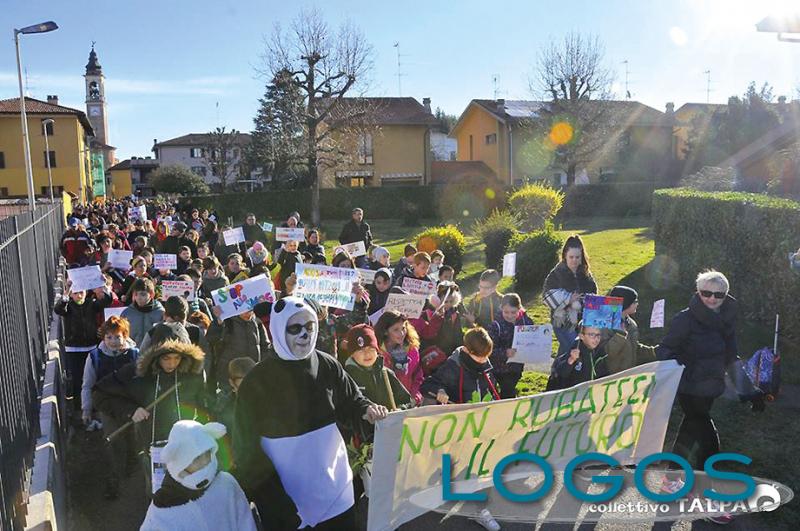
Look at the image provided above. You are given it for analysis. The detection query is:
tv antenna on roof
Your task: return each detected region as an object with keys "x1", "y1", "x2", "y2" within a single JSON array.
[
  {"x1": 493, "y1": 74, "x2": 500, "y2": 100},
  {"x1": 704, "y1": 69, "x2": 712, "y2": 103},
  {"x1": 393, "y1": 42, "x2": 403, "y2": 96},
  {"x1": 622, "y1": 60, "x2": 631, "y2": 99}
]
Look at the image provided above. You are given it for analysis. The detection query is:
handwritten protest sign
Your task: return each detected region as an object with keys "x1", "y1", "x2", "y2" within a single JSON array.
[
  {"x1": 223, "y1": 227, "x2": 246, "y2": 246},
  {"x1": 502, "y1": 252, "x2": 517, "y2": 277},
  {"x1": 161, "y1": 280, "x2": 195, "y2": 301},
  {"x1": 129, "y1": 205, "x2": 147, "y2": 222},
  {"x1": 341, "y1": 241, "x2": 367, "y2": 257},
  {"x1": 582, "y1": 295, "x2": 624, "y2": 330},
  {"x1": 294, "y1": 263, "x2": 358, "y2": 311},
  {"x1": 368, "y1": 361, "x2": 684, "y2": 531},
  {"x1": 510, "y1": 324, "x2": 553, "y2": 365},
  {"x1": 384, "y1": 293, "x2": 427, "y2": 319},
  {"x1": 401, "y1": 277, "x2": 436, "y2": 296},
  {"x1": 104, "y1": 307, "x2": 126, "y2": 321},
  {"x1": 157, "y1": 216, "x2": 175, "y2": 228},
  {"x1": 275, "y1": 227, "x2": 306, "y2": 242},
  {"x1": 67, "y1": 265, "x2": 105, "y2": 292},
  {"x1": 261, "y1": 222, "x2": 273, "y2": 233},
  {"x1": 211, "y1": 274, "x2": 275, "y2": 320},
  {"x1": 650, "y1": 299, "x2": 665, "y2": 328},
  {"x1": 357, "y1": 268, "x2": 376, "y2": 285},
  {"x1": 107, "y1": 249, "x2": 133, "y2": 270},
  {"x1": 153, "y1": 254, "x2": 177, "y2": 270}
]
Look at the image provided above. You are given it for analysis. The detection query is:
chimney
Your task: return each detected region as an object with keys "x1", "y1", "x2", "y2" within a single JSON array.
[
  {"x1": 47, "y1": 95, "x2": 59, "y2": 105},
  {"x1": 497, "y1": 98, "x2": 505, "y2": 112},
  {"x1": 153, "y1": 138, "x2": 158, "y2": 146},
  {"x1": 422, "y1": 97, "x2": 431, "y2": 114},
  {"x1": 665, "y1": 102, "x2": 674, "y2": 114},
  {"x1": 779, "y1": 95, "x2": 787, "y2": 105}
]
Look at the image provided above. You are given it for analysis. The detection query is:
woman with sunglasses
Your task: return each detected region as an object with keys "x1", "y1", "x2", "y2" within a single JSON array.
[{"x1": 655, "y1": 269, "x2": 744, "y2": 519}]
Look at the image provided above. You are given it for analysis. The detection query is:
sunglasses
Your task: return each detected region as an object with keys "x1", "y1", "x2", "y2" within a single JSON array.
[
  {"x1": 286, "y1": 321, "x2": 315, "y2": 335},
  {"x1": 699, "y1": 290, "x2": 726, "y2": 299}
]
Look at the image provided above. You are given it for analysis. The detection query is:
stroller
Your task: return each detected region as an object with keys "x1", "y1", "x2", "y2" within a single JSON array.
[{"x1": 733, "y1": 314, "x2": 781, "y2": 411}]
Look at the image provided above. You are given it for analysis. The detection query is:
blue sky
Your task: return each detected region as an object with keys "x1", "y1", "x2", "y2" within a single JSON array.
[{"x1": 2, "y1": 0, "x2": 799, "y2": 160}]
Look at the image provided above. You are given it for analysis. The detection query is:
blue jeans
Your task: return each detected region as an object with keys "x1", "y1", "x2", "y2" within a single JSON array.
[{"x1": 553, "y1": 326, "x2": 578, "y2": 358}]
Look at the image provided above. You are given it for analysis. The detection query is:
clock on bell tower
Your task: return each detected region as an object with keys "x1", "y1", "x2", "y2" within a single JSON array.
[{"x1": 84, "y1": 43, "x2": 115, "y2": 169}]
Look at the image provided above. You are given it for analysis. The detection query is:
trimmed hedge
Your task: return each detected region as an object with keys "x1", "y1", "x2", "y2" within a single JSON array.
[
  {"x1": 183, "y1": 184, "x2": 507, "y2": 224},
  {"x1": 510, "y1": 227, "x2": 563, "y2": 291},
  {"x1": 508, "y1": 184, "x2": 564, "y2": 231},
  {"x1": 472, "y1": 209, "x2": 520, "y2": 269},
  {"x1": 415, "y1": 225, "x2": 467, "y2": 274},
  {"x1": 559, "y1": 182, "x2": 656, "y2": 218},
  {"x1": 652, "y1": 188, "x2": 800, "y2": 331}
]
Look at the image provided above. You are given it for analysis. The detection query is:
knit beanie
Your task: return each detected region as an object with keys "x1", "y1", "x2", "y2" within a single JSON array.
[
  {"x1": 608, "y1": 285, "x2": 638, "y2": 311},
  {"x1": 247, "y1": 241, "x2": 270, "y2": 266}
]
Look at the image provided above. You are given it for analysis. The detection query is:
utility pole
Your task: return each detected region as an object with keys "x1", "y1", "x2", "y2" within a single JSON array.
[
  {"x1": 622, "y1": 60, "x2": 631, "y2": 100},
  {"x1": 493, "y1": 74, "x2": 500, "y2": 100},
  {"x1": 393, "y1": 42, "x2": 402, "y2": 96},
  {"x1": 704, "y1": 70, "x2": 712, "y2": 103}
]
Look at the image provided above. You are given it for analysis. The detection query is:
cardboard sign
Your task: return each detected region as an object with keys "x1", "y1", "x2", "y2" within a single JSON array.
[
  {"x1": 150, "y1": 443, "x2": 167, "y2": 495},
  {"x1": 384, "y1": 293, "x2": 427, "y2": 319},
  {"x1": 582, "y1": 295, "x2": 624, "y2": 330},
  {"x1": 261, "y1": 222, "x2": 273, "y2": 232},
  {"x1": 104, "y1": 306, "x2": 126, "y2": 321},
  {"x1": 275, "y1": 227, "x2": 306, "y2": 242},
  {"x1": 511, "y1": 324, "x2": 553, "y2": 364},
  {"x1": 67, "y1": 265, "x2": 105, "y2": 292},
  {"x1": 356, "y1": 268, "x2": 377, "y2": 285},
  {"x1": 294, "y1": 263, "x2": 358, "y2": 311},
  {"x1": 503, "y1": 252, "x2": 517, "y2": 277},
  {"x1": 223, "y1": 227, "x2": 246, "y2": 246},
  {"x1": 650, "y1": 299, "x2": 665, "y2": 328},
  {"x1": 402, "y1": 277, "x2": 437, "y2": 296},
  {"x1": 341, "y1": 241, "x2": 367, "y2": 257},
  {"x1": 107, "y1": 249, "x2": 133, "y2": 270},
  {"x1": 211, "y1": 274, "x2": 275, "y2": 320},
  {"x1": 161, "y1": 280, "x2": 196, "y2": 301},
  {"x1": 153, "y1": 254, "x2": 177, "y2": 270}
]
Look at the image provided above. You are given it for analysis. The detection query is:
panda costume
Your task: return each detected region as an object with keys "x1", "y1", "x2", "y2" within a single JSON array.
[{"x1": 234, "y1": 296, "x2": 386, "y2": 530}]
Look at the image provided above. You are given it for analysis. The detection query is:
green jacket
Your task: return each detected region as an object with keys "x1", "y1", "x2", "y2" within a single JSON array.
[
  {"x1": 344, "y1": 356, "x2": 414, "y2": 410},
  {"x1": 601, "y1": 316, "x2": 656, "y2": 374}
]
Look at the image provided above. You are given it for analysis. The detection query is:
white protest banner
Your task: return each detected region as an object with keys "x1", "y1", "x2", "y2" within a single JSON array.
[
  {"x1": 384, "y1": 292, "x2": 427, "y2": 319},
  {"x1": 67, "y1": 265, "x2": 105, "y2": 292},
  {"x1": 650, "y1": 299, "x2": 665, "y2": 328},
  {"x1": 211, "y1": 274, "x2": 275, "y2": 320},
  {"x1": 357, "y1": 268, "x2": 377, "y2": 285},
  {"x1": 367, "y1": 361, "x2": 684, "y2": 531},
  {"x1": 161, "y1": 280, "x2": 196, "y2": 301},
  {"x1": 107, "y1": 249, "x2": 133, "y2": 270},
  {"x1": 342, "y1": 241, "x2": 367, "y2": 257},
  {"x1": 294, "y1": 263, "x2": 358, "y2": 311},
  {"x1": 275, "y1": 227, "x2": 306, "y2": 242},
  {"x1": 153, "y1": 254, "x2": 177, "y2": 270},
  {"x1": 401, "y1": 277, "x2": 437, "y2": 296},
  {"x1": 261, "y1": 222, "x2": 273, "y2": 232},
  {"x1": 511, "y1": 324, "x2": 553, "y2": 364},
  {"x1": 223, "y1": 227, "x2": 246, "y2": 246},
  {"x1": 157, "y1": 216, "x2": 175, "y2": 228},
  {"x1": 502, "y1": 252, "x2": 517, "y2": 277},
  {"x1": 104, "y1": 306, "x2": 126, "y2": 321},
  {"x1": 129, "y1": 205, "x2": 147, "y2": 222}
]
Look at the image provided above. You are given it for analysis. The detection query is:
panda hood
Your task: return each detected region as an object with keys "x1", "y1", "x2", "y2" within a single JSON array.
[{"x1": 269, "y1": 296, "x2": 319, "y2": 361}]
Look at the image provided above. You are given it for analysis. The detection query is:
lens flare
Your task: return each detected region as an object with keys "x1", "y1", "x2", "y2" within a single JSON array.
[
  {"x1": 549, "y1": 122, "x2": 574, "y2": 145},
  {"x1": 418, "y1": 235, "x2": 437, "y2": 254},
  {"x1": 462, "y1": 209, "x2": 470, "y2": 217},
  {"x1": 484, "y1": 188, "x2": 496, "y2": 200}
]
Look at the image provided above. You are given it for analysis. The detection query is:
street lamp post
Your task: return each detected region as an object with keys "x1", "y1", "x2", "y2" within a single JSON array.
[
  {"x1": 13, "y1": 21, "x2": 59, "y2": 211},
  {"x1": 42, "y1": 119, "x2": 55, "y2": 203}
]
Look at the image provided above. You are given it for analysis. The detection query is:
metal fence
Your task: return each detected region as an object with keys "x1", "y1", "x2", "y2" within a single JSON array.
[{"x1": 0, "y1": 203, "x2": 63, "y2": 529}]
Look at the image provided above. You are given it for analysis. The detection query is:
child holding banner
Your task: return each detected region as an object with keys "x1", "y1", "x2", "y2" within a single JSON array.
[
  {"x1": 549, "y1": 321, "x2": 609, "y2": 390},
  {"x1": 374, "y1": 310, "x2": 424, "y2": 405},
  {"x1": 489, "y1": 293, "x2": 534, "y2": 399}
]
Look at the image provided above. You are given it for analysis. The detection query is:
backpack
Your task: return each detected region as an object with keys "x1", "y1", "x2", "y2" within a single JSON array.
[
  {"x1": 420, "y1": 346, "x2": 447, "y2": 376},
  {"x1": 744, "y1": 347, "x2": 781, "y2": 399}
]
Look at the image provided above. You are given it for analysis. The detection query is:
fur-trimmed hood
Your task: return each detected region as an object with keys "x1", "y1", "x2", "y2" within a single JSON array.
[{"x1": 136, "y1": 339, "x2": 205, "y2": 377}]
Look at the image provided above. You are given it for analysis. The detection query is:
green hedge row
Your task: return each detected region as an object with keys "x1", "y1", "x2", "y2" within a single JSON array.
[
  {"x1": 184, "y1": 184, "x2": 507, "y2": 223},
  {"x1": 652, "y1": 187, "x2": 800, "y2": 331},
  {"x1": 558, "y1": 182, "x2": 656, "y2": 218}
]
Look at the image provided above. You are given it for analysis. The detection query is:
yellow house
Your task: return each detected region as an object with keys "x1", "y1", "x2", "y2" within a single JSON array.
[
  {"x1": 0, "y1": 96, "x2": 95, "y2": 203},
  {"x1": 319, "y1": 97, "x2": 437, "y2": 187},
  {"x1": 107, "y1": 157, "x2": 160, "y2": 198},
  {"x1": 450, "y1": 99, "x2": 675, "y2": 185}
]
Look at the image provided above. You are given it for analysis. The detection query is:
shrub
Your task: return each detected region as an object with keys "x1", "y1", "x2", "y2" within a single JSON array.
[
  {"x1": 679, "y1": 166, "x2": 736, "y2": 192},
  {"x1": 508, "y1": 183, "x2": 564, "y2": 230},
  {"x1": 150, "y1": 165, "x2": 210, "y2": 195},
  {"x1": 558, "y1": 182, "x2": 656, "y2": 218},
  {"x1": 415, "y1": 225, "x2": 467, "y2": 274},
  {"x1": 472, "y1": 209, "x2": 520, "y2": 269},
  {"x1": 509, "y1": 225, "x2": 563, "y2": 291}
]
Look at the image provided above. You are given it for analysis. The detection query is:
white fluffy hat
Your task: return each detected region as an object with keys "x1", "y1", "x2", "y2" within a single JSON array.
[{"x1": 161, "y1": 420, "x2": 226, "y2": 479}]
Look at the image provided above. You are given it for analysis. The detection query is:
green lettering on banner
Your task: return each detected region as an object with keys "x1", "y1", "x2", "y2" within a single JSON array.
[
  {"x1": 613, "y1": 411, "x2": 644, "y2": 450},
  {"x1": 477, "y1": 438, "x2": 495, "y2": 476},
  {"x1": 531, "y1": 394, "x2": 556, "y2": 429},
  {"x1": 399, "y1": 421, "x2": 427, "y2": 460},
  {"x1": 595, "y1": 413, "x2": 618, "y2": 451},
  {"x1": 465, "y1": 442, "x2": 482, "y2": 479},
  {"x1": 576, "y1": 387, "x2": 596, "y2": 415},
  {"x1": 628, "y1": 375, "x2": 649, "y2": 405},
  {"x1": 599, "y1": 380, "x2": 616, "y2": 412},
  {"x1": 559, "y1": 421, "x2": 582, "y2": 458},
  {"x1": 457, "y1": 409, "x2": 489, "y2": 442},
  {"x1": 554, "y1": 389, "x2": 577, "y2": 421},
  {"x1": 534, "y1": 425, "x2": 562, "y2": 459},
  {"x1": 642, "y1": 374, "x2": 657, "y2": 401},
  {"x1": 430, "y1": 415, "x2": 457, "y2": 450},
  {"x1": 614, "y1": 377, "x2": 631, "y2": 408},
  {"x1": 508, "y1": 399, "x2": 533, "y2": 431}
]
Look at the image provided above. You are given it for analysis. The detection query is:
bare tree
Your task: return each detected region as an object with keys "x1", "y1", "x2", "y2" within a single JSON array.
[
  {"x1": 203, "y1": 127, "x2": 244, "y2": 193},
  {"x1": 260, "y1": 8, "x2": 376, "y2": 225},
  {"x1": 529, "y1": 33, "x2": 617, "y2": 185}
]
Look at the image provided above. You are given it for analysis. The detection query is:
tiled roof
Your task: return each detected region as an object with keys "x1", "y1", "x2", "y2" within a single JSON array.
[
  {"x1": 431, "y1": 160, "x2": 499, "y2": 185},
  {"x1": 109, "y1": 158, "x2": 160, "y2": 171},
  {"x1": 323, "y1": 97, "x2": 438, "y2": 125},
  {"x1": 471, "y1": 98, "x2": 667, "y2": 127},
  {"x1": 154, "y1": 133, "x2": 251, "y2": 148},
  {"x1": 0, "y1": 97, "x2": 94, "y2": 135}
]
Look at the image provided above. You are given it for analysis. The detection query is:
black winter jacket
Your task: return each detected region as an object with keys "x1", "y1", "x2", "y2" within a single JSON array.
[
  {"x1": 338, "y1": 219, "x2": 373, "y2": 248},
  {"x1": 551, "y1": 338, "x2": 610, "y2": 389},
  {"x1": 421, "y1": 348, "x2": 501, "y2": 404},
  {"x1": 206, "y1": 315, "x2": 271, "y2": 387},
  {"x1": 656, "y1": 294, "x2": 738, "y2": 398},
  {"x1": 55, "y1": 291, "x2": 112, "y2": 348},
  {"x1": 489, "y1": 311, "x2": 533, "y2": 375}
]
